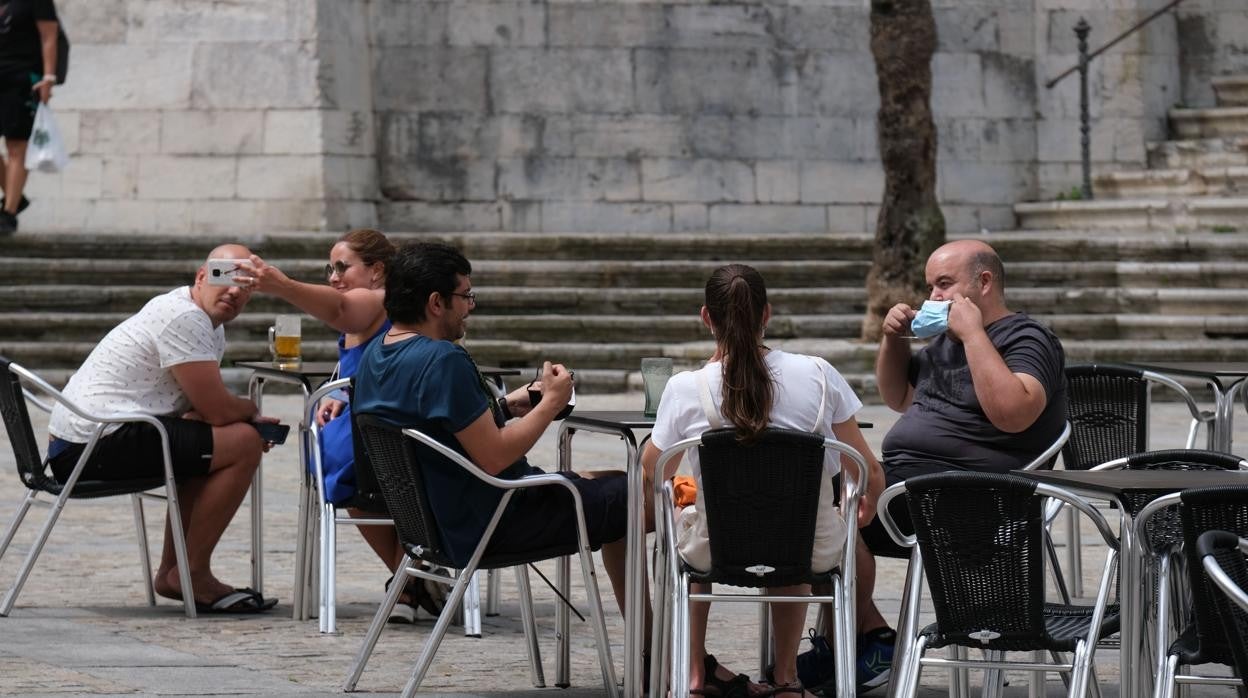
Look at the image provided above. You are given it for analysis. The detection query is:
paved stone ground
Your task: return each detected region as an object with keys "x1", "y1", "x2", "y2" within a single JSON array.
[{"x1": 1, "y1": 387, "x2": 1244, "y2": 697}]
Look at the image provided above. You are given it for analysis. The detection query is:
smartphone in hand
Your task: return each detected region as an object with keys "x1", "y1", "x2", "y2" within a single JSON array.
[
  {"x1": 205, "y1": 259, "x2": 249, "y2": 286},
  {"x1": 250, "y1": 421, "x2": 290, "y2": 445}
]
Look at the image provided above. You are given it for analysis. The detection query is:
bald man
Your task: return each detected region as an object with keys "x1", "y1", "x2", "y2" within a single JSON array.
[
  {"x1": 48, "y1": 244, "x2": 278, "y2": 614},
  {"x1": 799, "y1": 240, "x2": 1067, "y2": 693}
]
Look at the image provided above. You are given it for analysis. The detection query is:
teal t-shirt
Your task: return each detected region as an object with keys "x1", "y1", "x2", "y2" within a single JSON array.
[{"x1": 353, "y1": 335, "x2": 530, "y2": 566}]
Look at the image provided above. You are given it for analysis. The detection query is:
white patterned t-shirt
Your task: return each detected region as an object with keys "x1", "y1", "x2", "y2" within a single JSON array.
[{"x1": 49, "y1": 287, "x2": 226, "y2": 443}]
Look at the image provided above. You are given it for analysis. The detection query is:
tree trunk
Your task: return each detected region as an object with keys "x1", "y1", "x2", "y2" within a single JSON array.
[{"x1": 861, "y1": 0, "x2": 946, "y2": 342}]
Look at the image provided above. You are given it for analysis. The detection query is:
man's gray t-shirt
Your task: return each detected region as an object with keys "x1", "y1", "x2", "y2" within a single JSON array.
[{"x1": 882, "y1": 312, "x2": 1067, "y2": 474}]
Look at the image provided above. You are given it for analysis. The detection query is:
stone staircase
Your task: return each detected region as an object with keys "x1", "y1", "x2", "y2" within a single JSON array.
[
  {"x1": 3, "y1": 231, "x2": 1248, "y2": 397},
  {"x1": 1016, "y1": 74, "x2": 1248, "y2": 231}
]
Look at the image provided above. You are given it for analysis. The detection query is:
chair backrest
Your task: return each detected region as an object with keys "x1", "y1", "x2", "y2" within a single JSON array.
[
  {"x1": 1063, "y1": 364, "x2": 1149, "y2": 471},
  {"x1": 345, "y1": 377, "x2": 388, "y2": 513},
  {"x1": 354, "y1": 414, "x2": 453, "y2": 567},
  {"x1": 0, "y1": 357, "x2": 56, "y2": 493},
  {"x1": 904, "y1": 471, "x2": 1049, "y2": 651},
  {"x1": 695, "y1": 427, "x2": 831, "y2": 587},
  {"x1": 1196, "y1": 529, "x2": 1248, "y2": 686},
  {"x1": 1123, "y1": 450, "x2": 1246, "y2": 551},
  {"x1": 1180, "y1": 487, "x2": 1248, "y2": 667}
]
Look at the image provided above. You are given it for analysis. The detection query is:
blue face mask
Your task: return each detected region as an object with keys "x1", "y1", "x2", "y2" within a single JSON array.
[{"x1": 910, "y1": 300, "x2": 952, "y2": 338}]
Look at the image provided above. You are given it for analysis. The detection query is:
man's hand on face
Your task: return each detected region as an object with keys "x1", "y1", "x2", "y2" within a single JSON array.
[
  {"x1": 946, "y1": 294, "x2": 984, "y2": 341},
  {"x1": 881, "y1": 302, "x2": 917, "y2": 339},
  {"x1": 540, "y1": 361, "x2": 574, "y2": 410}
]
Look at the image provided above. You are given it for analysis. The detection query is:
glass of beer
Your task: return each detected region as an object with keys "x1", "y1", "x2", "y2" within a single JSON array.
[{"x1": 268, "y1": 314, "x2": 301, "y2": 367}]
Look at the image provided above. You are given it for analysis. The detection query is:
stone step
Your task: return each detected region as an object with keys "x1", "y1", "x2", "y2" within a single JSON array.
[
  {"x1": 9, "y1": 310, "x2": 1244, "y2": 345},
  {"x1": 1039, "y1": 314, "x2": 1248, "y2": 340},
  {"x1": 1093, "y1": 167, "x2": 1248, "y2": 199},
  {"x1": 1015, "y1": 198, "x2": 1248, "y2": 232},
  {"x1": 4, "y1": 231, "x2": 879, "y2": 262},
  {"x1": 1213, "y1": 75, "x2": 1248, "y2": 107},
  {"x1": 1147, "y1": 136, "x2": 1248, "y2": 169},
  {"x1": 1169, "y1": 106, "x2": 1248, "y2": 139},
  {"x1": 9, "y1": 257, "x2": 1248, "y2": 293}
]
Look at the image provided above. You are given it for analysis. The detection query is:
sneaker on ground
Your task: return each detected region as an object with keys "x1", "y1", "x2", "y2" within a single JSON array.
[
  {"x1": 792, "y1": 628, "x2": 837, "y2": 695},
  {"x1": 0, "y1": 210, "x2": 16, "y2": 235},
  {"x1": 387, "y1": 601, "x2": 417, "y2": 624},
  {"x1": 856, "y1": 627, "x2": 897, "y2": 693}
]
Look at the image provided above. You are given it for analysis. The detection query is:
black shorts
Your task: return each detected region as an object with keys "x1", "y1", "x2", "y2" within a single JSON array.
[
  {"x1": 859, "y1": 460, "x2": 960, "y2": 559},
  {"x1": 0, "y1": 71, "x2": 37, "y2": 141},
  {"x1": 486, "y1": 470, "x2": 629, "y2": 557},
  {"x1": 49, "y1": 417, "x2": 215, "y2": 484}
]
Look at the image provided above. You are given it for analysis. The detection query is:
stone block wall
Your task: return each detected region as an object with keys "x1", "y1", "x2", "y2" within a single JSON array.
[
  {"x1": 1177, "y1": 0, "x2": 1248, "y2": 108},
  {"x1": 17, "y1": 0, "x2": 1237, "y2": 236},
  {"x1": 24, "y1": 0, "x2": 379, "y2": 234},
  {"x1": 371, "y1": 0, "x2": 1196, "y2": 235}
]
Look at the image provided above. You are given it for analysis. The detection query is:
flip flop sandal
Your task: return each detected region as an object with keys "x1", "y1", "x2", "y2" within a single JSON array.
[
  {"x1": 412, "y1": 564, "x2": 453, "y2": 617},
  {"x1": 195, "y1": 587, "x2": 277, "y2": 614},
  {"x1": 768, "y1": 682, "x2": 807, "y2": 697}
]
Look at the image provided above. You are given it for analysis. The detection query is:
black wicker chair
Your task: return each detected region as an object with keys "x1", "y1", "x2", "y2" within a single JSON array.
[
  {"x1": 343, "y1": 415, "x2": 618, "y2": 698},
  {"x1": 1135, "y1": 486, "x2": 1248, "y2": 698},
  {"x1": 1056, "y1": 364, "x2": 1213, "y2": 596},
  {"x1": 649, "y1": 427, "x2": 867, "y2": 698},
  {"x1": 1196, "y1": 529, "x2": 1248, "y2": 695},
  {"x1": 0, "y1": 357, "x2": 196, "y2": 617},
  {"x1": 878, "y1": 472, "x2": 1121, "y2": 698}
]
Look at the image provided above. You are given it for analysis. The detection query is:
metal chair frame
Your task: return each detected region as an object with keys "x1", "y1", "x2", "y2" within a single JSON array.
[
  {"x1": 1198, "y1": 531, "x2": 1248, "y2": 695},
  {"x1": 1057, "y1": 364, "x2": 1214, "y2": 597},
  {"x1": 648, "y1": 428, "x2": 867, "y2": 698},
  {"x1": 879, "y1": 474, "x2": 1121, "y2": 698},
  {"x1": 295, "y1": 378, "x2": 502, "y2": 635},
  {"x1": 342, "y1": 419, "x2": 618, "y2": 698},
  {"x1": 1135, "y1": 484, "x2": 1248, "y2": 698},
  {"x1": 0, "y1": 359, "x2": 196, "y2": 618}
]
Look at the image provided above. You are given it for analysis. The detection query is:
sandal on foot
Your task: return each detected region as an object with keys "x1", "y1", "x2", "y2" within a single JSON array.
[
  {"x1": 768, "y1": 682, "x2": 808, "y2": 697},
  {"x1": 195, "y1": 587, "x2": 277, "y2": 614},
  {"x1": 690, "y1": 654, "x2": 753, "y2": 698}
]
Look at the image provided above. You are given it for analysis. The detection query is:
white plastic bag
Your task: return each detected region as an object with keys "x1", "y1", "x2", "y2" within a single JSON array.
[{"x1": 25, "y1": 102, "x2": 70, "y2": 173}]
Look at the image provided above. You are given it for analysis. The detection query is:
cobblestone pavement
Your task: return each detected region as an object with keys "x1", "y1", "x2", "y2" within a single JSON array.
[{"x1": 1, "y1": 387, "x2": 1244, "y2": 696}]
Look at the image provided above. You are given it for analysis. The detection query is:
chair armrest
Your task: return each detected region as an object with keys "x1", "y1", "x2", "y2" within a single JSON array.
[
  {"x1": 402, "y1": 427, "x2": 598, "y2": 496},
  {"x1": 877, "y1": 482, "x2": 914, "y2": 548},
  {"x1": 1034, "y1": 483, "x2": 1120, "y2": 551},
  {"x1": 1022, "y1": 421, "x2": 1071, "y2": 471}
]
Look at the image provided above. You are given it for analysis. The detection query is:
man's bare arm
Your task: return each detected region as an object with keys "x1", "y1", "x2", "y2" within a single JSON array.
[
  {"x1": 961, "y1": 333, "x2": 1049, "y2": 433},
  {"x1": 170, "y1": 361, "x2": 258, "y2": 425},
  {"x1": 454, "y1": 362, "x2": 573, "y2": 475},
  {"x1": 876, "y1": 303, "x2": 917, "y2": 411}
]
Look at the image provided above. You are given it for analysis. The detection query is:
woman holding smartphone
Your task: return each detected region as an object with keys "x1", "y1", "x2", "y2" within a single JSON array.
[{"x1": 248, "y1": 229, "x2": 447, "y2": 622}]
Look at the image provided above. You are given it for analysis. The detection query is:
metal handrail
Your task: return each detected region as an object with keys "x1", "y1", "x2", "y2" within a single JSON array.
[{"x1": 1043, "y1": 0, "x2": 1192, "y2": 200}]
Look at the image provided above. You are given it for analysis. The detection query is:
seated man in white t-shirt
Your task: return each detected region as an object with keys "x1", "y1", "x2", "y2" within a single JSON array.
[{"x1": 47, "y1": 244, "x2": 278, "y2": 614}]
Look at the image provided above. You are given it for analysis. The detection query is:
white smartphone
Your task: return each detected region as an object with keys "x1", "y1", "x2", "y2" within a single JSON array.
[{"x1": 205, "y1": 259, "x2": 248, "y2": 286}]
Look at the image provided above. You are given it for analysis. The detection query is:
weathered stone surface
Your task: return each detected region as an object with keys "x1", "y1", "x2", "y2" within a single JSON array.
[
  {"x1": 54, "y1": 45, "x2": 193, "y2": 110},
  {"x1": 380, "y1": 201, "x2": 506, "y2": 232},
  {"x1": 368, "y1": 0, "x2": 449, "y2": 46},
  {"x1": 780, "y1": 5, "x2": 871, "y2": 52},
  {"x1": 796, "y1": 52, "x2": 880, "y2": 117},
  {"x1": 236, "y1": 155, "x2": 325, "y2": 200},
  {"x1": 324, "y1": 155, "x2": 379, "y2": 201},
  {"x1": 374, "y1": 48, "x2": 489, "y2": 111},
  {"x1": 540, "y1": 202, "x2": 674, "y2": 233},
  {"x1": 799, "y1": 160, "x2": 884, "y2": 204},
  {"x1": 499, "y1": 157, "x2": 641, "y2": 202},
  {"x1": 934, "y1": 6, "x2": 1002, "y2": 53},
  {"x1": 58, "y1": 0, "x2": 128, "y2": 43},
  {"x1": 491, "y1": 49, "x2": 634, "y2": 114},
  {"x1": 162, "y1": 111, "x2": 264, "y2": 155},
  {"x1": 447, "y1": 1, "x2": 547, "y2": 46},
  {"x1": 642, "y1": 158, "x2": 754, "y2": 203},
  {"x1": 755, "y1": 160, "x2": 800, "y2": 204},
  {"x1": 569, "y1": 115, "x2": 691, "y2": 159},
  {"x1": 547, "y1": 3, "x2": 668, "y2": 47},
  {"x1": 191, "y1": 42, "x2": 320, "y2": 109},
  {"x1": 137, "y1": 156, "x2": 237, "y2": 200},
  {"x1": 78, "y1": 110, "x2": 161, "y2": 155},
  {"x1": 127, "y1": 0, "x2": 305, "y2": 42},
  {"x1": 636, "y1": 49, "x2": 798, "y2": 116},
  {"x1": 708, "y1": 203, "x2": 828, "y2": 233}
]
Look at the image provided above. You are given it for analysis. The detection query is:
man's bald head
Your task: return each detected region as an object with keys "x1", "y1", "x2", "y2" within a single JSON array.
[
  {"x1": 930, "y1": 239, "x2": 1005, "y2": 296},
  {"x1": 205, "y1": 243, "x2": 252, "y2": 265}
]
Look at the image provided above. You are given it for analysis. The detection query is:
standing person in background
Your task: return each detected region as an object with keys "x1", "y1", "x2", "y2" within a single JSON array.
[
  {"x1": 0, "y1": 0, "x2": 58, "y2": 234},
  {"x1": 248, "y1": 230, "x2": 449, "y2": 622}
]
